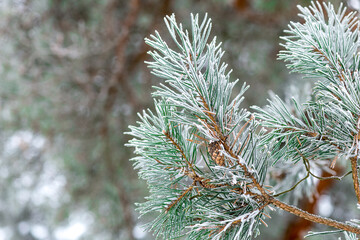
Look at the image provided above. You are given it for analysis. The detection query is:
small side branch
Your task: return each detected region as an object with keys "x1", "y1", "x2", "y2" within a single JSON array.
[
  {"x1": 163, "y1": 130, "x2": 196, "y2": 175},
  {"x1": 166, "y1": 186, "x2": 194, "y2": 213},
  {"x1": 350, "y1": 156, "x2": 360, "y2": 204},
  {"x1": 230, "y1": 115, "x2": 254, "y2": 150},
  {"x1": 273, "y1": 170, "x2": 309, "y2": 197}
]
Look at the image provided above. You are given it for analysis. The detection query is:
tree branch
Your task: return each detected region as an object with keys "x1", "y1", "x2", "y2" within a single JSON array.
[
  {"x1": 270, "y1": 198, "x2": 360, "y2": 234},
  {"x1": 198, "y1": 91, "x2": 360, "y2": 234}
]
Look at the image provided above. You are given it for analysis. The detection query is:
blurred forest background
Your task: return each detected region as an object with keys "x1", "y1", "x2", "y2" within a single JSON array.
[{"x1": 0, "y1": 0, "x2": 358, "y2": 239}]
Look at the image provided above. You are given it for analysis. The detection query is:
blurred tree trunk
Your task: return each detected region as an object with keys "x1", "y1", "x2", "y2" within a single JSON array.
[{"x1": 282, "y1": 166, "x2": 343, "y2": 240}]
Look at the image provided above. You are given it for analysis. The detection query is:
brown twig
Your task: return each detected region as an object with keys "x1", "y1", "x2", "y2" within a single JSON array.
[
  {"x1": 230, "y1": 115, "x2": 254, "y2": 150},
  {"x1": 270, "y1": 198, "x2": 360, "y2": 234},
  {"x1": 351, "y1": 156, "x2": 360, "y2": 205},
  {"x1": 236, "y1": 133, "x2": 251, "y2": 156},
  {"x1": 198, "y1": 96, "x2": 224, "y2": 140},
  {"x1": 163, "y1": 130, "x2": 196, "y2": 174},
  {"x1": 166, "y1": 186, "x2": 194, "y2": 213}
]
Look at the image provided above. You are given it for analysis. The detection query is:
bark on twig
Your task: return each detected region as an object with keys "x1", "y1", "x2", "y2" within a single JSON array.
[
  {"x1": 351, "y1": 156, "x2": 360, "y2": 205},
  {"x1": 271, "y1": 198, "x2": 360, "y2": 234}
]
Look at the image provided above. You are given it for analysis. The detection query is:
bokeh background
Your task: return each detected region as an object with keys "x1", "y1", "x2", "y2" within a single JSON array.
[{"x1": 0, "y1": 0, "x2": 358, "y2": 239}]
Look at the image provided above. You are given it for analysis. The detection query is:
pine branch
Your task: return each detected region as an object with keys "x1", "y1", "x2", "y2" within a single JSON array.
[
  {"x1": 278, "y1": 2, "x2": 360, "y2": 83},
  {"x1": 127, "y1": 3, "x2": 360, "y2": 238},
  {"x1": 182, "y1": 75, "x2": 360, "y2": 235}
]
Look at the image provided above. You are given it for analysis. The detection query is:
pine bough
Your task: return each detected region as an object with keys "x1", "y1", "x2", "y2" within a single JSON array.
[{"x1": 127, "y1": 2, "x2": 360, "y2": 239}]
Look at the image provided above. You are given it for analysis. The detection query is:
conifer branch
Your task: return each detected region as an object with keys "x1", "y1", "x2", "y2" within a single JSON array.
[{"x1": 128, "y1": 4, "x2": 360, "y2": 238}]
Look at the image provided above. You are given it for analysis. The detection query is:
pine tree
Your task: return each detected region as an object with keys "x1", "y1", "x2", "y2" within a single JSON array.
[{"x1": 127, "y1": 2, "x2": 360, "y2": 239}]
